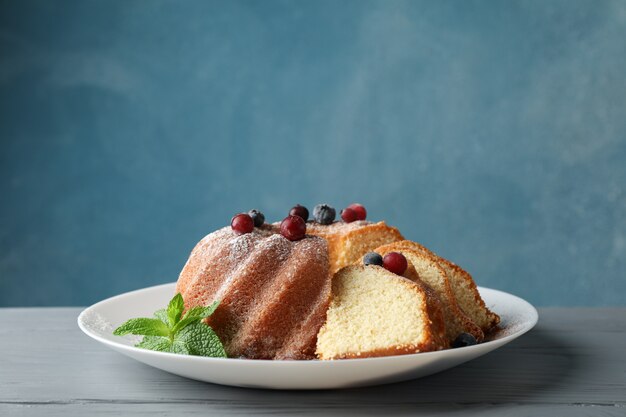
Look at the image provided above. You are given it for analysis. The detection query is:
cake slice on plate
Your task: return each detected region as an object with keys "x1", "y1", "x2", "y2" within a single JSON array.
[
  {"x1": 374, "y1": 242, "x2": 485, "y2": 343},
  {"x1": 316, "y1": 265, "x2": 447, "y2": 360},
  {"x1": 384, "y1": 240, "x2": 500, "y2": 333}
]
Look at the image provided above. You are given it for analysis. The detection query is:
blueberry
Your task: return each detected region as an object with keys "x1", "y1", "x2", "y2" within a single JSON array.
[
  {"x1": 313, "y1": 204, "x2": 336, "y2": 225},
  {"x1": 248, "y1": 209, "x2": 265, "y2": 227},
  {"x1": 452, "y1": 332, "x2": 477, "y2": 348},
  {"x1": 363, "y1": 252, "x2": 383, "y2": 266}
]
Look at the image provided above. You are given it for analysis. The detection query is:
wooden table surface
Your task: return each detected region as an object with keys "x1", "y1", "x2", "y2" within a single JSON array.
[{"x1": 1, "y1": 307, "x2": 625, "y2": 416}]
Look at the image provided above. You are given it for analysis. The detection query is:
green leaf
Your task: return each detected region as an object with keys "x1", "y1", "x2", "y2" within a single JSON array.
[
  {"x1": 170, "y1": 339, "x2": 191, "y2": 355},
  {"x1": 167, "y1": 293, "x2": 185, "y2": 327},
  {"x1": 175, "y1": 321, "x2": 227, "y2": 358},
  {"x1": 153, "y1": 308, "x2": 169, "y2": 325},
  {"x1": 172, "y1": 301, "x2": 220, "y2": 334},
  {"x1": 172, "y1": 316, "x2": 202, "y2": 335},
  {"x1": 113, "y1": 294, "x2": 226, "y2": 358},
  {"x1": 113, "y1": 318, "x2": 170, "y2": 337},
  {"x1": 194, "y1": 300, "x2": 219, "y2": 318},
  {"x1": 136, "y1": 336, "x2": 172, "y2": 351},
  {"x1": 183, "y1": 300, "x2": 219, "y2": 320}
]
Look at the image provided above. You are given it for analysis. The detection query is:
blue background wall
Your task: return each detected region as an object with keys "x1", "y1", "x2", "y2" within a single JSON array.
[{"x1": 1, "y1": 0, "x2": 625, "y2": 307}]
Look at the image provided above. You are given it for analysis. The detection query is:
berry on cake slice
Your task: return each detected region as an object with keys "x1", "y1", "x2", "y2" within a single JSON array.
[
  {"x1": 363, "y1": 252, "x2": 384, "y2": 266},
  {"x1": 231, "y1": 213, "x2": 254, "y2": 235},
  {"x1": 382, "y1": 252, "x2": 407, "y2": 275},
  {"x1": 280, "y1": 215, "x2": 306, "y2": 241}
]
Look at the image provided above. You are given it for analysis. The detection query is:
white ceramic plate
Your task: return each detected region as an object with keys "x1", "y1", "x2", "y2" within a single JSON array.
[{"x1": 78, "y1": 283, "x2": 537, "y2": 390}]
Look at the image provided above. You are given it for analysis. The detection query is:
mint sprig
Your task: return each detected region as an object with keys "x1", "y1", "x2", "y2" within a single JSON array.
[{"x1": 113, "y1": 293, "x2": 227, "y2": 358}]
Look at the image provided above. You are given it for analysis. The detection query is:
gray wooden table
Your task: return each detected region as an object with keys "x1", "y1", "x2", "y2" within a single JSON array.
[{"x1": 1, "y1": 308, "x2": 625, "y2": 416}]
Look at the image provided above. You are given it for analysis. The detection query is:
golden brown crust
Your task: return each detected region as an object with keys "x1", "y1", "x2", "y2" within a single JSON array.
[
  {"x1": 326, "y1": 342, "x2": 444, "y2": 360},
  {"x1": 442, "y1": 260, "x2": 500, "y2": 330},
  {"x1": 391, "y1": 240, "x2": 500, "y2": 331},
  {"x1": 403, "y1": 265, "x2": 448, "y2": 349},
  {"x1": 306, "y1": 221, "x2": 404, "y2": 273},
  {"x1": 373, "y1": 242, "x2": 485, "y2": 344}
]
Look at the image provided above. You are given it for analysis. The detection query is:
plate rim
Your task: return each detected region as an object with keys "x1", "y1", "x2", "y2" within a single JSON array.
[{"x1": 78, "y1": 282, "x2": 538, "y2": 365}]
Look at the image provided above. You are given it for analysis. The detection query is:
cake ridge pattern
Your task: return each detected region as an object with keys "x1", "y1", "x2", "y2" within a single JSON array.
[{"x1": 176, "y1": 225, "x2": 331, "y2": 360}]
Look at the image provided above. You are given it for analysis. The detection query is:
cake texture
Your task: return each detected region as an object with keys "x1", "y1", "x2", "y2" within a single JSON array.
[
  {"x1": 175, "y1": 225, "x2": 332, "y2": 360},
  {"x1": 388, "y1": 240, "x2": 500, "y2": 332},
  {"x1": 316, "y1": 265, "x2": 447, "y2": 359},
  {"x1": 374, "y1": 242, "x2": 485, "y2": 344},
  {"x1": 306, "y1": 220, "x2": 404, "y2": 273}
]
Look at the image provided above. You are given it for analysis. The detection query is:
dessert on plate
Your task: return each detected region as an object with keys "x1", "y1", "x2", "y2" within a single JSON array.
[{"x1": 171, "y1": 203, "x2": 500, "y2": 360}]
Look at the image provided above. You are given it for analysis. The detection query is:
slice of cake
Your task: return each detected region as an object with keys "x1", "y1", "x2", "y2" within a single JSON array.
[
  {"x1": 316, "y1": 265, "x2": 447, "y2": 360},
  {"x1": 390, "y1": 240, "x2": 500, "y2": 332},
  {"x1": 374, "y1": 242, "x2": 485, "y2": 343},
  {"x1": 306, "y1": 221, "x2": 404, "y2": 273}
]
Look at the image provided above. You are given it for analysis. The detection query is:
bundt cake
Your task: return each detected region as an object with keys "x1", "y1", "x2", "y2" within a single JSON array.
[
  {"x1": 172, "y1": 203, "x2": 499, "y2": 361},
  {"x1": 374, "y1": 242, "x2": 485, "y2": 343},
  {"x1": 316, "y1": 265, "x2": 447, "y2": 359},
  {"x1": 175, "y1": 225, "x2": 332, "y2": 360},
  {"x1": 306, "y1": 220, "x2": 404, "y2": 273},
  {"x1": 388, "y1": 240, "x2": 500, "y2": 332}
]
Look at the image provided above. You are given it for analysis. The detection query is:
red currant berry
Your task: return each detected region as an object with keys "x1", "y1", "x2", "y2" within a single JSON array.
[
  {"x1": 231, "y1": 213, "x2": 254, "y2": 235},
  {"x1": 348, "y1": 203, "x2": 367, "y2": 220},
  {"x1": 383, "y1": 252, "x2": 407, "y2": 275},
  {"x1": 289, "y1": 204, "x2": 309, "y2": 221},
  {"x1": 280, "y1": 215, "x2": 306, "y2": 241},
  {"x1": 341, "y1": 207, "x2": 358, "y2": 223}
]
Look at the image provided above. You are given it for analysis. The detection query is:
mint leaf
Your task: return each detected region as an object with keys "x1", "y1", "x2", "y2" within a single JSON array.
[
  {"x1": 113, "y1": 318, "x2": 170, "y2": 337},
  {"x1": 175, "y1": 321, "x2": 227, "y2": 358},
  {"x1": 167, "y1": 293, "x2": 185, "y2": 327},
  {"x1": 136, "y1": 336, "x2": 171, "y2": 351},
  {"x1": 136, "y1": 335, "x2": 191, "y2": 355},
  {"x1": 172, "y1": 301, "x2": 220, "y2": 334},
  {"x1": 170, "y1": 338, "x2": 191, "y2": 355},
  {"x1": 113, "y1": 293, "x2": 227, "y2": 358},
  {"x1": 153, "y1": 308, "x2": 169, "y2": 325},
  {"x1": 183, "y1": 300, "x2": 219, "y2": 320}
]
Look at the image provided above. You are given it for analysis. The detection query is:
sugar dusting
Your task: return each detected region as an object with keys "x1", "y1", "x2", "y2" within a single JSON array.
[
  {"x1": 212, "y1": 228, "x2": 312, "y2": 302},
  {"x1": 229, "y1": 232, "x2": 256, "y2": 262},
  {"x1": 191, "y1": 225, "x2": 278, "y2": 261},
  {"x1": 80, "y1": 309, "x2": 141, "y2": 344},
  {"x1": 178, "y1": 223, "x2": 331, "y2": 359},
  {"x1": 305, "y1": 220, "x2": 372, "y2": 234},
  {"x1": 254, "y1": 234, "x2": 292, "y2": 263},
  {"x1": 483, "y1": 302, "x2": 534, "y2": 342}
]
